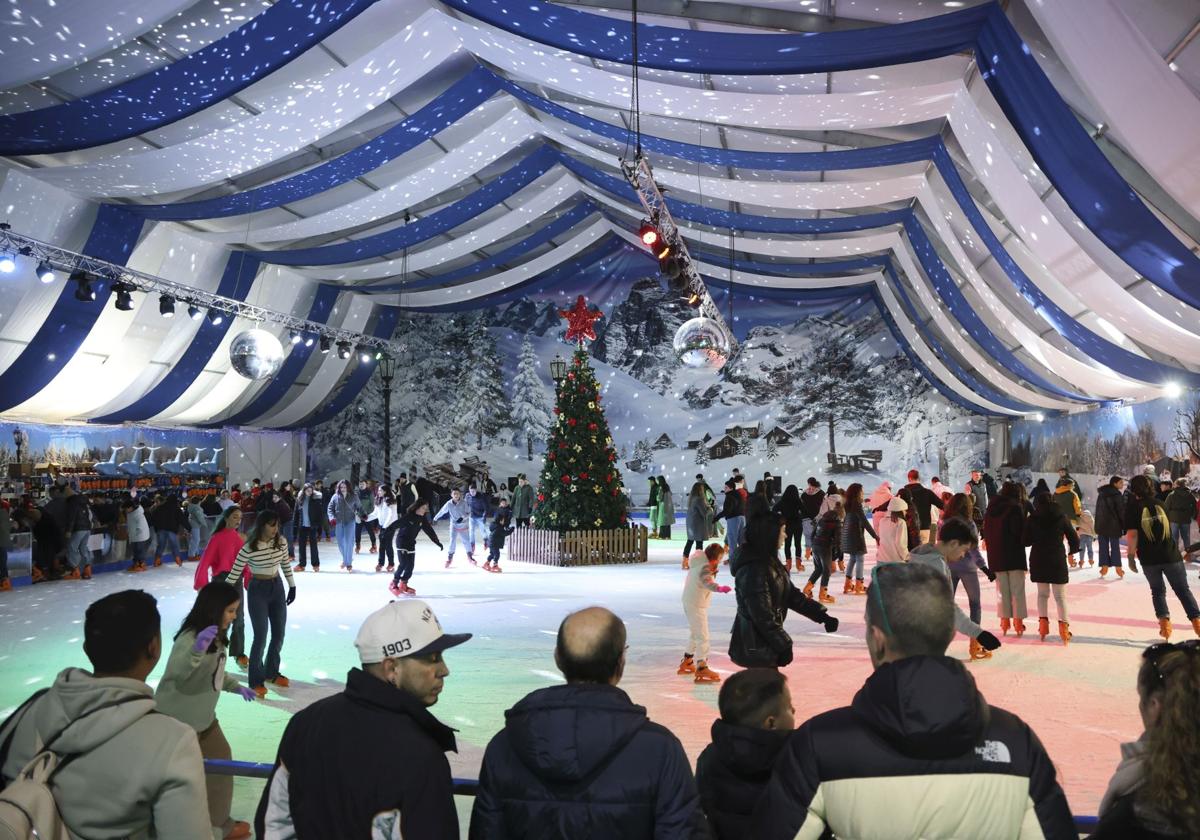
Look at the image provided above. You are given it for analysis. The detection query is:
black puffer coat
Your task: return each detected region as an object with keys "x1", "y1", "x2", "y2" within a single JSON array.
[
  {"x1": 696, "y1": 720, "x2": 789, "y2": 840},
  {"x1": 1093, "y1": 484, "x2": 1126, "y2": 537},
  {"x1": 729, "y1": 549, "x2": 831, "y2": 668},
  {"x1": 1023, "y1": 506, "x2": 1080, "y2": 585},
  {"x1": 982, "y1": 495, "x2": 1027, "y2": 573},
  {"x1": 469, "y1": 684, "x2": 707, "y2": 839}
]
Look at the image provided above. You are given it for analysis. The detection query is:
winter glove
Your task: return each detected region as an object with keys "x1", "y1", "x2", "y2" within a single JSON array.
[
  {"x1": 286, "y1": 586, "x2": 297, "y2": 606},
  {"x1": 976, "y1": 630, "x2": 1001, "y2": 651},
  {"x1": 435, "y1": 541, "x2": 444, "y2": 550},
  {"x1": 823, "y1": 615, "x2": 839, "y2": 634},
  {"x1": 193, "y1": 625, "x2": 219, "y2": 653},
  {"x1": 984, "y1": 567, "x2": 997, "y2": 583},
  {"x1": 237, "y1": 686, "x2": 257, "y2": 702},
  {"x1": 776, "y1": 645, "x2": 794, "y2": 667},
  {"x1": 717, "y1": 585, "x2": 732, "y2": 594}
]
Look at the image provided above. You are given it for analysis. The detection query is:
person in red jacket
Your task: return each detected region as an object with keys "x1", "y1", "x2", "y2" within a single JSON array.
[{"x1": 195, "y1": 506, "x2": 249, "y2": 667}]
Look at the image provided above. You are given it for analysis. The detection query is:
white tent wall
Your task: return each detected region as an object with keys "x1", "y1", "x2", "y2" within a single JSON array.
[{"x1": 223, "y1": 427, "x2": 307, "y2": 490}]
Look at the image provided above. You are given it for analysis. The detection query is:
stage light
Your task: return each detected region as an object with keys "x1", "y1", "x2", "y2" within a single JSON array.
[
  {"x1": 71, "y1": 270, "x2": 96, "y2": 302},
  {"x1": 686, "y1": 291, "x2": 702, "y2": 308},
  {"x1": 336, "y1": 341, "x2": 352, "y2": 359},
  {"x1": 638, "y1": 220, "x2": 659, "y2": 248},
  {"x1": 304, "y1": 335, "x2": 315, "y2": 347},
  {"x1": 207, "y1": 309, "x2": 224, "y2": 326},
  {"x1": 35, "y1": 261, "x2": 55, "y2": 284},
  {"x1": 159, "y1": 295, "x2": 175, "y2": 318},
  {"x1": 188, "y1": 304, "x2": 203, "y2": 321},
  {"x1": 0, "y1": 252, "x2": 14, "y2": 273},
  {"x1": 319, "y1": 336, "x2": 331, "y2": 354},
  {"x1": 113, "y1": 282, "x2": 134, "y2": 311},
  {"x1": 1164, "y1": 382, "x2": 1183, "y2": 399},
  {"x1": 358, "y1": 345, "x2": 372, "y2": 364},
  {"x1": 289, "y1": 330, "x2": 302, "y2": 345},
  {"x1": 1033, "y1": 413, "x2": 1045, "y2": 423}
]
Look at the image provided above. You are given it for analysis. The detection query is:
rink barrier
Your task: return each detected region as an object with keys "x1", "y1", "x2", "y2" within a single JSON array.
[
  {"x1": 201, "y1": 760, "x2": 1096, "y2": 833},
  {"x1": 509, "y1": 524, "x2": 648, "y2": 566}
]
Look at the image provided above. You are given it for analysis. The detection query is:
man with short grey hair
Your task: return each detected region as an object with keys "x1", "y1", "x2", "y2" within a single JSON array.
[{"x1": 753, "y1": 562, "x2": 1075, "y2": 840}]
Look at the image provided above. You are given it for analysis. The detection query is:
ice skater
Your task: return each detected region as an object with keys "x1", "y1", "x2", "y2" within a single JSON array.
[
  {"x1": 326, "y1": 480, "x2": 361, "y2": 572},
  {"x1": 678, "y1": 544, "x2": 732, "y2": 683},
  {"x1": 434, "y1": 488, "x2": 472, "y2": 567},
  {"x1": 1077, "y1": 508, "x2": 1096, "y2": 568},
  {"x1": 802, "y1": 495, "x2": 842, "y2": 604},
  {"x1": 389, "y1": 499, "x2": 443, "y2": 597},
  {"x1": 484, "y1": 498, "x2": 514, "y2": 572},
  {"x1": 466, "y1": 484, "x2": 491, "y2": 560}
]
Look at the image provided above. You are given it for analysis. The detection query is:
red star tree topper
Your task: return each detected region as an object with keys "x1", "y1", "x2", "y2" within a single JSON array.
[{"x1": 559, "y1": 294, "x2": 603, "y2": 343}]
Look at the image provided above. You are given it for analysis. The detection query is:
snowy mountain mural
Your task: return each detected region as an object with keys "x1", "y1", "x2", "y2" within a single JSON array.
[{"x1": 307, "y1": 244, "x2": 988, "y2": 500}]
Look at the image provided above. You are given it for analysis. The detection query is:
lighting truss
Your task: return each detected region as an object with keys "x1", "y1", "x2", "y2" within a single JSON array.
[
  {"x1": 0, "y1": 224, "x2": 405, "y2": 355},
  {"x1": 619, "y1": 154, "x2": 738, "y2": 352}
]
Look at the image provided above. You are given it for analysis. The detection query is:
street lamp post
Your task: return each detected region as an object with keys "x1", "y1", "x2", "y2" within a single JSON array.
[
  {"x1": 549, "y1": 355, "x2": 566, "y2": 386},
  {"x1": 379, "y1": 354, "x2": 398, "y2": 485}
]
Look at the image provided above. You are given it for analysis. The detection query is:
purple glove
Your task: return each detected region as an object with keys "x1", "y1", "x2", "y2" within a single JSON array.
[
  {"x1": 237, "y1": 686, "x2": 257, "y2": 702},
  {"x1": 193, "y1": 625, "x2": 219, "y2": 653},
  {"x1": 717, "y1": 585, "x2": 732, "y2": 594}
]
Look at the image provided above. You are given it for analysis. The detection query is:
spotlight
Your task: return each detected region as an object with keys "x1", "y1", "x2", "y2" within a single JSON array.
[
  {"x1": 113, "y1": 282, "x2": 134, "y2": 312},
  {"x1": 638, "y1": 220, "x2": 660, "y2": 249},
  {"x1": 358, "y1": 345, "x2": 372, "y2": 364},
  {"x1": 1164, "y1": 382, "x2": 1183, "y2": 399},
  {"x1": 319, "y1": 336, "x2": 331, "y2": 354},
  {"x1": 35, "y1": 261, "x2": 54, "y2": 284},
  {"x1": 188, "y1": 304, "x2": 203, "y2": 321},
  {"x1": 0, "y1": 252, "x2": 14, "y2": 273},
  {"x1": 686, "y1": 291, "x2": 702, "y2": 308},
  {"x1": 289, "y1": 330, "x2": 302, "y2": 345},
  {"x1": 336, "y1": 341, "x2": 352, "y2": 359},
  {"x1": 207, "y1": 309, "x2": 224, "y2": 326},
  {"x1": 159, "y1": 294, "x2": 175, "y2": 318},
  {"x1": 304, "y1": 335, "x2": 315, "y2": 348},
  {"x1": 70, "y1": 270, "x2": 96, "y2": 302},
  {"x1": 1033, "y1": 412, "x2": 1045, "y2": 423}
]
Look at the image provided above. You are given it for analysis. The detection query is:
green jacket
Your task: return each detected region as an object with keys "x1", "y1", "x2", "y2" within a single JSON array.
[
  {"x1": 155, "y1": 629, "x2": 242, "y2": 732},
  {"x1": 1164, "y1": 486, "x2": 1197, "y2": 525},
  {"x1": 655, "y1": 490, "x2": 675, "y2": 527},
  {"x1": 511, "y1": 483, "x2": 535, "y2": 519}
]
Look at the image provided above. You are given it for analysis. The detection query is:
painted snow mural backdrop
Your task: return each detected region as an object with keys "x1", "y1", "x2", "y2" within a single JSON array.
[{"x1": 308, "y1": 243, "x2": 987, "y2": 500}]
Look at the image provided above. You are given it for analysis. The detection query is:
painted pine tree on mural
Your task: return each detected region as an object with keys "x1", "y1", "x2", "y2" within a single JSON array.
[
  {"x1": 451, "y1": 314, "x2": 511, "y2": 449},
  {"x1": 510, "y1": 334, "x2": 552, "y2": 459}
]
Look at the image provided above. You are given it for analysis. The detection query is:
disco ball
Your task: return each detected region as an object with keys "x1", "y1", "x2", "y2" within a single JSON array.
[
  {"x1": 229, "y1": 328, "x2": 285, "y2": 380},
  {"x1": 673, "y1": 316, "x2": 731, "y2": 371}
]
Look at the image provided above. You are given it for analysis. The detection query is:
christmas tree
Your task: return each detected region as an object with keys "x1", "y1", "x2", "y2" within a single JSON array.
[
  {"x1": 510, "y1": 334, "x2": 552, "y2": 459},
  {"x1": 534, "y1": 296, "x2": 629, "y2": 532}
]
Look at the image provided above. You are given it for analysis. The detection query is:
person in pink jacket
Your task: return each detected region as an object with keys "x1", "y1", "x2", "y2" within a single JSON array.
[{"x1": 195, "y1": 506, "x2": 249, "y2": 667}]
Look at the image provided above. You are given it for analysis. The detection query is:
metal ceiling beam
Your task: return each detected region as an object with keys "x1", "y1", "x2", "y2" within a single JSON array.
[{"x1": 548, "y1": 0, "x2": 877, "y2": 31}]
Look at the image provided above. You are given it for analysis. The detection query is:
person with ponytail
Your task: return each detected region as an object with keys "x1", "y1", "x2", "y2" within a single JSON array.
[
  {"x1": 156, "y1": 581, "x2": 258, "y2": 840},
  {"x1": 195, "y1": 505, "x2": 249, "y2": 667},
  {"x1": 1094, "y1": 641, "x2": 1200, "y2": 838}
]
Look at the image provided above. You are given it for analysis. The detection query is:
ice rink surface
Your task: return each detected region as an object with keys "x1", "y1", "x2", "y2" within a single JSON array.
[{"x1": 2, "y1": 533, "x2": 1192, "y2": 835}]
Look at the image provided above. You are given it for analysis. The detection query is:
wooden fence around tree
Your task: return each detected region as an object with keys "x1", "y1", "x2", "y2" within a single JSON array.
[{"x1": 508, "y1": 525, "x2": 648, "y2": 567}]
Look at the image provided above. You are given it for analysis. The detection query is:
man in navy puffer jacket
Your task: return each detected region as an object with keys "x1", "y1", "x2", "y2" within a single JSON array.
[{"x1": 470, "y1": 607, "x2": 709, "y2": 839}]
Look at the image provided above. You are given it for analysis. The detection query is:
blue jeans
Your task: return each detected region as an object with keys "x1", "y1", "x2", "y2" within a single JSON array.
[
  {"x1": 1170, "y1": 522, "x2": 1192, "y2": 553},
  {"x1": 951, "y1": 567, "x2": 983, "y2": 625},
  {"x1": 469, "y1": 516, "x2": 488, "y2": 552},
  {"x1": 844, "y1": 552, "x2": 865, "y2": 580},
  {"x1": 1143, "y1": 562, "x2": 1200, "y2": 620},
  {"x1": 725, "y1": 516, "x2": 745, "y2": 563},
  {"x1": 280, "y1": 522, "x2": 294, "y2": 559},
  {"x1": 800, "y1": 518, "x2": 816, "y2": 555},
  {"x1": 1098, "y1": 535, "x2": 1122, "y2": 568},
  {"x1": 189, "y1": 525, "x2": 204, "y2": 558},
  {"x1": 130, "y1": 540, "x2": 150, "y2": 566},
  {"x1": 335, "y1": 521, "x2": 354, "y2": 568},
  {"x1": 807, "y1": 545, "x2": 832, "y2": 588},
  {"x1": 247, "y1": 577, "x2": 286, "y2": 688},
  {"x1": 156, "y1": 529, "x2": 180, "y2": 562},
  {"x1": 1078, "y1": 534, "x2": 1094, "y2": 562},
  {"x1": 68, "y1": 530, "x2": 91, "y2": 570}
]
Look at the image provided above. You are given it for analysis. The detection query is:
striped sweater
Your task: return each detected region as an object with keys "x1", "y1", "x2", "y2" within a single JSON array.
[{"x1": 226, "y1": 540, "x2": 294, "y2": 588}]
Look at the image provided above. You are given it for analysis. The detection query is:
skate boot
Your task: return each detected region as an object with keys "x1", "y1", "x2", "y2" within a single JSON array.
[
  {"x1": 1038, "y1": 617, "x2": 1050, "y2": 641},
  {"x1": 482, "y1": 561, "x2": 494, "y2": 572},
  {"x1": 82, "y1": 565, "x2": 91, "y2": 580},
  {"x1": 837, "y1": 559, "x2": 846, "y2": 572},
  {"x1": 797, "y1": 561, "x2": 805, "y2": 572},
  {"x1": 401, "y1": 582, "x2": 417, "y2": 595},
  {"x1": 1100, "y1": 566, "x2": 1108, "y2": 577},
  {"x1": 1159, "y1": 617, "x2": 1172, "y2": 640},
  {"x1": 1015, "y1": 618, "x2": 1027, "y2": 638},
  {"x1": 802, "y1": 581, "x2": 814, "y2": 598},
  {"x1": 854, "y1": 580, "x2": 866, "y2": 596},
  {"x1": 969, "y1": 638, "x2": 992, "y2": 660},
  {"x1": 445, "y1": 554, "x2": 453, "y2": 569},
  {"x1": 468, "y1": 553, "x2": 478, "y2": 567},
  {"x1": 31, "y1": 567, "x2": 45, "y2": 583},
  {"x1": 375, "y1": 564, "x2": 383, "y2": 573},
  {"x1": 1000, "y1": 617, "x2": 1011, "y2": 636},
  {"x1": 0, "y1": 578, "x2": 10, "y2": 592},
  {"x1": 1058, "y1": 621, "x2": 1072, "y2": 645},
  {"x1": 266, "y1": 675, "x2": 290, "y2": 688},
  {"x1": 843, "y1": 578, "x2": 854, "y2": 595},
  {"x1": 253, "y1": 685, "x2": 267, "y2": 700},
  {"x1": 492, "y1": 565, "x2": 502, "y2": 573},
  {"x1": 819, "y1": 587, "x2": 836, "y2": 604},
  {"x1": 63, "y1": 568, "x2": 81, "y2": 580},
  {"x1": 1067, "y1": 557, "x2": 1077, "y2": 569},
  {"x1": 1088, "y1": 557, "x2": 1095, "y2": 567},
  {"x1": 682, "y1": 555, "x2": 690, "y2": 570},
  {"x1": 694, "y1": 664, "x2": 721, "y2": 683},
  {"x1": 1192, "y1": 617, "x2": 1200, "y2": 638},
  {"x1": 174, "y1": 556, "x2": 183, "y2": 567},
  {"x1": 1116, "y1": 567, "x2": 1125, "y2": 578},
  {"x1": 388, "y1": 582, "x2": 403, "y2": 598},
  {"x1": 386, "y1": 565, "x2": 394, "y2": 573},
  {"x1": 677, "y1": 654, "x2": 696, "y2": 675},
  {"x1": 153, "y1": 557, "x2": 162, "y2": 567},
  {"x1": 784, "y1": 558, "x2": 792, "y2": 572},
  {"x1": 236, "y1": 656, "x2": 249, "y2": 669}
]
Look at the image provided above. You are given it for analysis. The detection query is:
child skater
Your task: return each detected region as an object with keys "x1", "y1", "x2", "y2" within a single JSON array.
[
  {"x1": 1077, "y1": 508, "x2": 1096, "y2": 568},
  {"x1": 156, "y1": 581, "x2": 258, "y2": 840},
  {"x1": 679, "y1": 543, "x2": 733, "y2": 683},
  {"x1": 389, "y1": 499, "x2": 443, "y2": 597},
  {"x1": 484, "y1": 497, "x2": 514, "y2": 573},
  {"x1": 434, "y1": 488, "x2": 472, "y2": 567}
]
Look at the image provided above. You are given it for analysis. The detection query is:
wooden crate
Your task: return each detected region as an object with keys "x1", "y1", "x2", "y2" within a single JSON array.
[{"x1": 509, "y1": 525, "x2": 648, "y2": 567}]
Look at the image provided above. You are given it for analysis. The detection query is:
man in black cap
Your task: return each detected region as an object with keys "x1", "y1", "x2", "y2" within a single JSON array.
[{"x1": 256, "y1": 600, "x2": 471, "y2": 838}]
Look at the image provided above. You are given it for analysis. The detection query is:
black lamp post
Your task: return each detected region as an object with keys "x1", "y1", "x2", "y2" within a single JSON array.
[
  {"x1": 549, "y1": 355, "x2": 566, "y2": 385},
  {"x1": 379, "y1": 353, "x2": 397, "y2": 484}
]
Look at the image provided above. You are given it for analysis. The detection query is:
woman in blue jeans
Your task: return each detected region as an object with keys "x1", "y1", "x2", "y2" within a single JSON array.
[
  {"x1": 326, "y1": 480, "x2": 361, "y2": 572},
  {"x1": 839, "y1": 483, "x2": 878, "y2": 595},
  {"x1": 225, "y1": 511, "x2": 296, "y2": 699},
  {"x1": 1125, "y1": 474, "x2": 1200, "y2": 641}
]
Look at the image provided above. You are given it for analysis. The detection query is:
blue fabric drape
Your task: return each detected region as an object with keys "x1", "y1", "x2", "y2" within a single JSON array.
[
  {"x1": 130, "y1": 67, "x2": 500, "y2": 220},
  {"x1": 91, "y1": 254, "x2": 262, "y2": 423},
  {"x1": 261, "y1": 146, "x2": 560, "y2": 266},
  {"x1": 287, "y1": 306, "x2": 399, "y2": 428},
  {"x1": 0, "y1": 206, "x2": 145, "y2": 413},
  {"x1": 0, "y1": 0, "x2": 382, "y2": 156},
  {"x1": 219, "y1": 285, "x2": 343, "y2": 426}
]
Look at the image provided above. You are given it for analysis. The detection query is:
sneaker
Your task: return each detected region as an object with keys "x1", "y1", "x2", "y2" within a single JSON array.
[
  {"x1": 694, "y1": 665, "x2": 721, "y2": 683},
  {"x1": 63, "y1": 568, "x2": 81, "y2": 580},
  {"x1": 253, "y1": 685, "x2": 268, "y2": 700},
  {"x1": 236, "y1": 656, "x2": 249, "y2": 669},
  {"x1": 267, "y1": 675, "x2": 290, "y2": 688},
  {"x1": 223, "y1": 821, "x2": 252, "y2": 840},
  {"x1": 389, "y1": 582, "x2": 404, "y2": 598},
  {"x1": 81, "y1": 565, "x2": 92, "y2": 580}
]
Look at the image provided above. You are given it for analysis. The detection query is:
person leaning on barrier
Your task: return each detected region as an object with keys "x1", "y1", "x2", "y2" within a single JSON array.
[
  {"x1": 752, "y1": 561, "x2": 1076, "y2": 840},
  {"x1": 256, "y1": 599, "x2": 470, "y2": 839}
]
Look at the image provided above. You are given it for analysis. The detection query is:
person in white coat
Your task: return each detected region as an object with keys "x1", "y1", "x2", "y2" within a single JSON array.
[
  {"x1": 865, "y1": 481, "x2": 893, "y2": 540},
  {"x1": 876, "y1": 496, "x2": 910, "y2": 564},
  {"x1": 373, "y1": 487, "x2": 399, "y2": 574},
  {"x1": 122, "y1": 496, "x2": 152, "y2": 573},
  {"x1": 678, "y1": 544, "x2": 732, "y2": 684}
]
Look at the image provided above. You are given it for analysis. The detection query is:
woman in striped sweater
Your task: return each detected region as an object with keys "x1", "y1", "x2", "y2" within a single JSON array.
[{"x1": 226, "y1": 511, "x2": 296, "y2": 698}]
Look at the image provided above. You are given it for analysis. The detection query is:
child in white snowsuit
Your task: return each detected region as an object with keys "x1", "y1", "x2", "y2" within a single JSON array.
[
  {"x1": 678, "y1": 544, "x2": 731, "y2": 683},
  {"x1": 434, "y1": 489, "x2": 472, "y2": 567}
]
